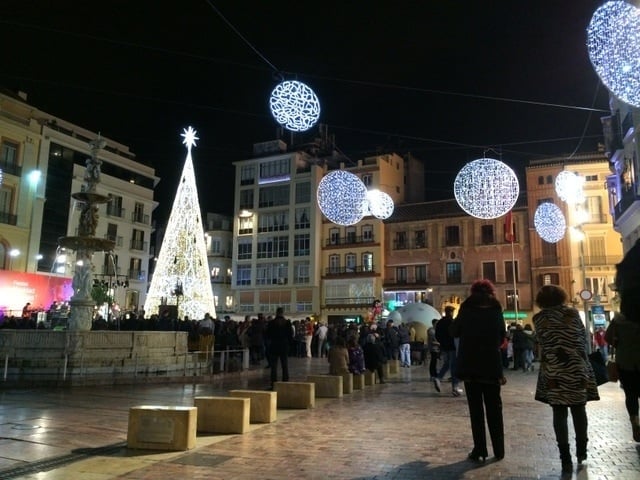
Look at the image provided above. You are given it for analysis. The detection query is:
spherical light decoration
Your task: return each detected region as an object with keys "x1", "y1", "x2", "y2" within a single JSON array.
[
  {"x1": 554, "y1": 171, "x2": 585, "y2": 204},
  {"x1": 587, "y1": 1, "x2": 640, "y2": 107},
  {"x1": 534, "y1": 202, "x2": 566, "y2": 243},
  {"x1": 453, "y1": 158, "x2": 519, "y2": 219},
  {"x1": 269, "y1": 80, "x2": 321, "y2": 132},
  {"x1": 317, "y1": 170, "x2": 367, "y2": 226},
  {"x1": 366, "y1": 189, "x2": 395, "y2": 219}
]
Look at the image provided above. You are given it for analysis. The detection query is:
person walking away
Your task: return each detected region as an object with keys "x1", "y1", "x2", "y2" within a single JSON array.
[
  {"x1": 451, "y1": 279, "x2": 506, "y2": 462},
  {"x1": 533, "y1": 285, "x2": 599, "y2": 474},
  {"x1": 328, "y1": 336, "x2": 349, "y2": 375},
  {"x1": 398, "y1": 323, "x2": 411, "y2": 367},
  {"x1": 433, "y1": 306, "x2": 462, "y2": 396},
  {"x1": 363, "y1": 334, "x2": 386, "y2": 384},
  {"x1": 522, "y1": 324, "x2": 536, "y2": 371},
  {"x1": 427, "y1": 319, "x2": 440, "y2": 380},
  {"x1": 315, "y1": 322, "x2": 329, "y2": 358},
  {"x1": 511, "y1": 324, "x2": 526, "y2": 371},
  {"x1": 605, "y1": 241, "x2": 640, "y2": 442},
  {"x1": 266, "y1": 307, "x2": 293, "y2": 388}
]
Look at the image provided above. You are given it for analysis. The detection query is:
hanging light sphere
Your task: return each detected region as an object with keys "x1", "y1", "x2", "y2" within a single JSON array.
[
  {"x1": 555, "y1": 170, "x2": 585, "y2": 204},
  {"x1": 365, "y1": 189, "x2": 395, "y2": 219},
  {"x1": 269, "y1": 80, "x2": 321, "y2": 132},
  {"x1": 317, "y1": 170, "x2": 367, "y2": 226},
  {"x1": 587, "y1": 1, "x2": 640, "y2": 107},
  {"x1": 534, "y1": 202, "x2": 566, "y2": 243},
  {"x1": 453, "y1": 158, "x2": 519, "y2": 219}
]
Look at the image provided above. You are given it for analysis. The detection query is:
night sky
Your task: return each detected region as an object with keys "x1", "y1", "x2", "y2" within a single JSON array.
[{"x1": 0, "y1": 1, "x2": 609, "y2": 222}]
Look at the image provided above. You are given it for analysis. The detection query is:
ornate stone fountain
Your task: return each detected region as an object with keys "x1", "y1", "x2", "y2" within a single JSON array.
[{"x1": 58, "y1": 137, "x2": 115, "y2": 331}]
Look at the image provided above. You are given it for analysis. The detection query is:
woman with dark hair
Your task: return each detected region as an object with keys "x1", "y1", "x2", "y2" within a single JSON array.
[
  {"x1": 451, "y1": 279, "x2": 506, "y2": 463},
  {"x1": 533, "y1": 284, "x2": 599, "y2": 475},
  {"x1": 606, "y1": 241, "x2": 640, "y2": 442}
]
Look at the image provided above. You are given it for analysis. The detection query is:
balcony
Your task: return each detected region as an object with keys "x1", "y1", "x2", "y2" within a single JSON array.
[
  {"x1": 127, "y1": 269, "x2": 146, "y2": 281},
  {"x1": 323, "y1": 296, "x2": 376, "y2": 308},
  {"x1": 131, "y1": 211, "x2": 150, "y2": 225},
  {"x1": 0, "y1": 210, "x2": 17, "y2": 226},
  {"x1": 324, "y1": 265, "x2": 375, "y2": 276},
  {"x1": 106, "y1": 206, "x2": 125, "y2": 219},
  {"x1": 104, "y1": 234, "x2": 123, "y2": 247},
  {"x1": 130, "y1": 239, "x2": 148, "y2": 251},
  {"x1": 383, "y1": 279, "x2": 429, "y2": 288},
  {"x1": 326, "y1": 235, "x2": 375, "y2": 247},
  {"x1": 583, "y1": 255, "x2": 622, "y2": 266},
  {"x1": 0, "y1": 160, "x2": 21, "y2": 176},
  {"x1": 533, "y1": 256, "x2": 560, "y2": 267},
  {"x1": 614, "y1": 188, "x2": 640, "y2": 221},
  {"x1": 392, "y1": 239, "x2": 427, "y2": 250}
]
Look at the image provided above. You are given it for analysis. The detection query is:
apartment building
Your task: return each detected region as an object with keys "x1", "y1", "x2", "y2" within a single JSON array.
[{"x1": 204, "y1": 212, "x2": 234, "y2": 315}]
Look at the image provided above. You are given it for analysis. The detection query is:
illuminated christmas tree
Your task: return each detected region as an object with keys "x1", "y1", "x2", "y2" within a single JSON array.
[{"x1": 143, "y1": 127, "x2": 216, "y2": 320}]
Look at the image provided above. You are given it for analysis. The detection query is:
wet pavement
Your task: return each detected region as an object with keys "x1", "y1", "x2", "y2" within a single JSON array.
[{"x1": 0, "y1": 357, "x2": 638, "y2": 479}]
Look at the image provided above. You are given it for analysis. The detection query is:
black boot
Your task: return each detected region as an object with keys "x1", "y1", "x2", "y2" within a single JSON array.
[
  {"x1": 558, "y1": 443, "x2": 572, "y2": 474},
  {"x1": 576, "y1": 439, "x2": 587, "y2": 465}
]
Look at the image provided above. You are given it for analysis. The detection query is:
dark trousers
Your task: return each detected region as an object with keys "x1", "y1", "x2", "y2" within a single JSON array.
[
  {"x1": 269, "y1": 347, "x2": 289, "y2": 384},
  {"x1": 619, "y1": 368, "x2": 640, "y2": 417},
  {"x1": 552, "y1": 404, "x2": 588, "y2": 447},
  {"x1": 429, "y1": 351, "x2": 439, "y2": 378},
  {"x1": 464, "y1": 381, "x2": 504, "y2": 457}
]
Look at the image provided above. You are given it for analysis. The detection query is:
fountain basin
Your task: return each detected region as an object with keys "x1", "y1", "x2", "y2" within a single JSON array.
[{"x1": 58, "y1": 236, "x2": 115, "y2": 252}]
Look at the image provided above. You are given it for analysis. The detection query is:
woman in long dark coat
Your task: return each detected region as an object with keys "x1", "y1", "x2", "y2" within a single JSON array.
[
  {"x1": 533, "y1": 285, "x2": 599, "y2": 475},
  {"x1": 451, "y1": 279, "x2": 506, "y2": 463}
]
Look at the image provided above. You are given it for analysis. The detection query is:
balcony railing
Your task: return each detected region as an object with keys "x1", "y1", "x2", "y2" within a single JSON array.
[
  {"x1": 384, "y1": 279, "x2": 429, "y2": 287},
  {"x1": 392, "y1": 239, "x2": 427, "y2": 250},
  {"x1": 326, "y1": 235, "x2": 375, "y2": 247},
  {"x1": 127, "y1": 269, "x2": 146, "y2": 281},
  {"x1": 0, "y1": 210, "x2": 18, "y2": 226},
  {"x1": 102, "y1": 265, "x2": 121, "y2": 275},
  {"x1": 106, "y1": 206, "x2": 125, "y2": 219},
  {"x1": 0, "y1": 160, "x2": 21, "y2": 176},
  {"x1": 131, "y1": 212, "x2": 150, "y2": 224},
  {"x1": 325, "y1": 265, "x2": 375, "y2": 275},
  {"x1": 583, "y1": 255, "x2": 622, "y2": 266},
  {"x1": 104, "y1": 234, "x2": 123, "y2": 247},
  {"x1": 130, "y1": 240, "x2": 148, "y2": 251},
  {"x1": 533, "y1": 256, "x2": 560, "y2": 267},
  {"x1": 323, "y1": 296, "x2": 376, "y2": 307}
]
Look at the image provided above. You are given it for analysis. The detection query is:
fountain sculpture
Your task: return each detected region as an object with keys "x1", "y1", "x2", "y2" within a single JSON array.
[{"x1": 58, "y1": 137, "x2": 115, "y2": 331}]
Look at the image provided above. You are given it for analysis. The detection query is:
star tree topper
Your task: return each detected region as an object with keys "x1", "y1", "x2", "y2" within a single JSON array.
[{"x1": 181, "y1": 126, "x2": 199, "y2": 152}]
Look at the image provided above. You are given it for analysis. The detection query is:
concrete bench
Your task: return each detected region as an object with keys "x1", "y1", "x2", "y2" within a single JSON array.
[
  {"x1": 307, "y1": 374, "x2": 343, "y2": 398},
  {"x1": 127, "y1": 405, "x2": 197, "y2": 451},
  {"x1": 229, "y1": 389, "x2": 277, "y2": 423},
  {"x1": 383, "y1": 361, "x2": 391, "y2": 377},
  {"x1": 193, "y1": 396, "x2": 250, "y2": 434},
  {"x1": 363, "y1": 370, "x2": 377, "y2": 385},
  {"x1": 389, "y1": 359, "x2": 400, "y2": 375},
  {"x1": 353, "y1": 373, "x2": 365, "y2": 390},
  {"x1": 274, "y1": 381, "x2": 315, "y2": 409},
  {"x1": 341, "y1": 373, "x2": 353, "y2": 394}
]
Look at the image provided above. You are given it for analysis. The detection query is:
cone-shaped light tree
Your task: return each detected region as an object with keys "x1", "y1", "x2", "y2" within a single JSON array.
[{"x1": 143, "y1": 127, "x2": 216, "y2": 320}]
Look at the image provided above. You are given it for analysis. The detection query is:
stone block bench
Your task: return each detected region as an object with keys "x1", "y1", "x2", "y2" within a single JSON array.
[
  {"x1": 363, "y1": 370, "x2": 377, "y2": 385},
  {"x1": 230, "y1": 389, "x2": 277, "y2": 423},
  {"x1": 341, "y1": 372, "x2": 353, "y2": 394},
  {"x1": 127, "y1": 405, "x2": 197, "y2": 451},
  {"x1": 274, "y1": 381, "x2": 315, "y2": 409},
  {"x1": 353, "y1": 373, "x2": 365, "y2": 390},
  {"x1": 307, "y1": 374, "x2": 343, "y2": 398},
  {"x1": 194, "y1": 396, "x2": 250, "y2": 434},
  {"x1": 389, "y1": 359, "x2": 400, "y2": 374}
]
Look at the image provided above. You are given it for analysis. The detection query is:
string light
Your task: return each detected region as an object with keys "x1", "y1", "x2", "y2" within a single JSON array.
[
  {"x1": 317, "y1": 170, "x2": 367, "y2": 226},
  {"x1": 587, "y1": 1, "x2": 640, "y2": 107},
  {"x1": 534, "y1": 202, "x2": 566, "y2": 243},
  {"x1": 269, "y1": 80, "x2": 321, "y2": 132},
  {"x1": 453, "y1": 158, "x2": 519, "y2": 219},
  {"x1": 144, "y1": 127, "x2": 216, "y2": 320}
]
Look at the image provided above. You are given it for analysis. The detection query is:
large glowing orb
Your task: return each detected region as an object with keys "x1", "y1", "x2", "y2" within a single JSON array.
[
  {"x1": 588, "y1": 1, "x2": 640, "y2": 107},
  {"x1": 555, "y1": 171, "x2": 585, "y2": 204},
  {"x1": 454, "y1": 158, "x2": 519, "y2": 219},
  {"x1": 317, "y1": 170, "x2": 367, "y2": 226},
  {"x1": 269, "y1": 80, "x2": 321, "y2": 132},
  {"x1": 365, "y1": 189, "x2": 395, "y2": 219},
  {"x1": 534, "y1": 202, "x2": 566, "y2": 243}
]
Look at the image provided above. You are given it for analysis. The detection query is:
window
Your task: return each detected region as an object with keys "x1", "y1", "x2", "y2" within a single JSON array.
[
  {"x1": 0, "y1": 140, "x2": 19, "y2": 172},
  {"x1": 445, "y1": 226, "x2": 460, "y2": 246},
  {"x1": 586, "y1": 276, "x2": 608, "y2": 298},
  {"x1": 240, "y1": 164, "x2": 255, "y2": 185},
  {"x1": 294, "y1": 233, "x2": 310, "y2": 256},
  {"x1": 239, "y1": 189, "x2": 254, "y2": 209},
  {"x1": 396, "y1": 266, "x2": 407, "y2": 284},
  {"x1": 257, "y1": 236, "x2": 289, "y2": 258},
  {"x1": 236, "y1": 265, "x2": 251, "y2": 285},
  {"x1": 446, "y1": 262, "x2": 462, "y2": 284},
  {"x1": 546, "y1": 175, "x2": 553, "y2": 184},
  {"x1": 505, "y1": 261, "x2": 519, "y2": 284},
  {"x1": 506, "y1": 289, "x2": 520, "y2": 311},
  {"x1": 258, "y1": 210, "x2": 289, "y2": 232},
  {"x1": 585, "y1": 196, "x2": 603, "y2": 223},
  {"x1": 362, "y1": 252, "x2": 373, "y2": 272},
  {"x1": 587, "y1": 236, "x2": 606, "y2": 264},
  {"x1": 540, "y1": 273, "x2": 560, "y2": 287},
  {"x1": 345, "y1": 253, "x2": 356, "y2": 272},
  {"x1": 362, "y1": 224, "x2": 373, "y2": 242},
  {"x1": 415, "y1": 264, "x2": 427, "y2": 283},
  {"x1": 295, "y1": 182, "x2": 311, "y2": 203},
  {"x1": 130, "y1": 229, "x2": 145, "y2": 250},
  {"x1": 103, "y1": 253, "x2": 118, "y2": 275},
  {"x1": 482, "y1": 262, "x2": 496, "y2": 283},
  {"x1": 294, "y1": 261, "x2": 310, "y2": 284},
  {"x1": 258, "y1": 185, "x2": 290, "y2": 207},
  {"x1": 395, "y1": 231, "x2": 407, "y2": 249},
  {"x1": 329, "y1": 254, "x2": 340, "y2": 273},
  {"x1": 259, "y1": 158, "x2": 290, "y2": 181},
  {"x1": 129, "y1": 257, "x2": 143, "y2": 280},
  {"x1": 481, "y1": 225, "x2": 494, "y2": 244},
  {"x1": 361, "y1": 173, "x2": 373, "y2": 187},
  {"x1": 585, "y1": 174, "x2": 598, "y2": 182},
  {"x1": 538, "y1": 176, "x2": 544, "y2": 185},
  {"x1": 210, "y1": 238, "x2": 221, "y2": 255},
  {"x1": 133, "y1": 202, "x2": 145, "y2": 223},
  {"x1": 329, "y1": 228, "x2": 340, "y2": 245},
  {"x1": 107, "y1": 195, "x2": 123, "y2": 217},
  {"x1": 237, "y1": 241, "x2": 252, "y2": 260},
  {"x1": 106, "y1": 223, "x2": 118, "y2": 243},
  {"x1": 346, "y1": 227, "x2": 356, "y2": 244},
  {"x1": 295, "y1": 207, "x2": 310, "y2": 229},
  {"x1": 415, "y1": 230, "x2": 426, "y2": 248},
  {"x1": 239, "y1": 216, "x2": 253, "y2": 234}
]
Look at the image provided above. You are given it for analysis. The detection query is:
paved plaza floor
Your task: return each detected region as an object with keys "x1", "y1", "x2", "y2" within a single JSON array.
[{"x1": 0, "y1": 357, "x2": 638, "y2": 479}]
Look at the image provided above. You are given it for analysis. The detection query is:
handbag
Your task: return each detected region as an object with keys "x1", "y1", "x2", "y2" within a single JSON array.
[
  {"x1": 588, "y1": 351, "x2": 608, "y2": 386},
  {"x1": 607, "y1": 360, "x2": 619, "y2": 383}
]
